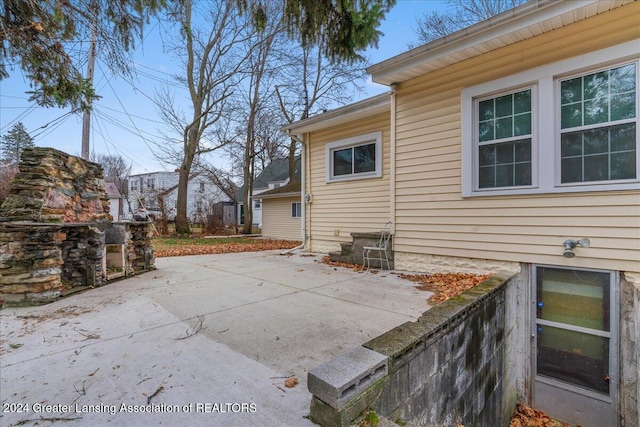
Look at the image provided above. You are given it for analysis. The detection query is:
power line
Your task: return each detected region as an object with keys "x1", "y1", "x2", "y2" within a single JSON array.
[
  {"x1": 29, "y1": 111, "x2": 77, "y2": 140},
  {"x1": 98, "y1": 104, "x2": 166, "y2": 124}
]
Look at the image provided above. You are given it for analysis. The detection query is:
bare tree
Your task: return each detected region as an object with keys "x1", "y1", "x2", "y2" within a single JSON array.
[
  {"x1": 232, "y1": 4, "x2": 286, "y2": 234},
  {"x1": 90, "y1": 152, "x2": 131, "y2": 198},
  {"x1": 275, "y1": 37, "x2": 367, "y2": 179},
  {"x1": 156, "y1": 0, "x2": 252, "y2": 234},
  {"x1": 414, "y1": 0, "x2": 527, "y2": 45}
]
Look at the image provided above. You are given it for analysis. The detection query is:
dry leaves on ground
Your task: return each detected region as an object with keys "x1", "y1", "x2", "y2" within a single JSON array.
[
  {"x1": 320, "y1": 256, "x2": 365, "y2": 272},
  {"x1": 154, "y1": 239, "x2": 300, "y2": 258},
  {"x1": 397, "y1": 272, "x2": 492, "y2": 305},
  {"x1": 509, "y1": 403, "x2": 572, "y2": 427},
  {"x1": 319, "y1": 256, "x2": 491, "y2": 305},
  {"x1": 284, "y1": 377, "x2": 299, "y2": 388}
]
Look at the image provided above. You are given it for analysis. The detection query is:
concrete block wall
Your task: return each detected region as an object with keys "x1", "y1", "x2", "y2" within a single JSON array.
[
  {"x1": 308, "y1": 273, "x2": 524, "y2": 426},
  {"x1": 620, "y1": 273, "x2": 639, "y2": 427}
]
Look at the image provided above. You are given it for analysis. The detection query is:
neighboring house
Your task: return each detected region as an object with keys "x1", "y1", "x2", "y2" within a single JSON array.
[
  {"x1": 104, "y1": 182, "x2": 122, "y2": 221},
  {"x1": 283, "y1": 1, "x2": 639, "y2": 426},
  {"x1": 237, "y1": 157, "x2": 301, "y2": 228},
  {"x1": 258, "y1": 181, "x2": 302, "y2": 240},
  {"x1": 128, "y1": 171, "x2": 222, "y2": 222}
]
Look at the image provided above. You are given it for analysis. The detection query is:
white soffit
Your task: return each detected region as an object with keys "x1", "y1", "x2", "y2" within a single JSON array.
[{"x1": 367, "y1": 0, "x2": 635, "y2": 86}]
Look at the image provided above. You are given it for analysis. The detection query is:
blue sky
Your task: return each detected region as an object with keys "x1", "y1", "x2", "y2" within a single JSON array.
[{"x1": 0, "y1": 0, "x2": 446, "y2": 175}]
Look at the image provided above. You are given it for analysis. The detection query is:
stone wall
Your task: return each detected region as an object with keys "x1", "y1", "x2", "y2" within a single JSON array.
[
  {"x1": 308, "y1": 273, "x2": 524, "y2": 426},
  {"x1": 0, "y1": 147, "x2": 110, "y2": 223},
  {"x1": 60, "y1": 226, "x2": 106, "y2": 288},
  {"x1": 0, "y1": 148, "x2": 155, "y2": 306},
  {"x1": 0, "y1": 223, "x2": 65, "y2": 305}
]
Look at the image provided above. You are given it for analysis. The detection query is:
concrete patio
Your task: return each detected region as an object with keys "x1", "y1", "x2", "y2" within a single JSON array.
[{"x1": 0, "y1": 250, "x2": 432, "y2": 426}]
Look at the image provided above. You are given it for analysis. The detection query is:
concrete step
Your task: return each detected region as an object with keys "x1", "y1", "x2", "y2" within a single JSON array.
[
  {"x1": 339, "y1": 242, "x2": 354, "y2": 256},
  {"x1": 328, "y1": 251, "x2": 352, "y2": 264}
]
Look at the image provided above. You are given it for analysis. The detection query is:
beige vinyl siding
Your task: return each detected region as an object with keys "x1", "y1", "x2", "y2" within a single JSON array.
[
  {"x1": 393, "y1": 2, "x2": 640, "y2": 272},
  {"x1": 307, "y1": 112, "x2": 391, "y2": 251},
  {"x1": 261, "y1": 196, "x2": 301, "y2": 241}
]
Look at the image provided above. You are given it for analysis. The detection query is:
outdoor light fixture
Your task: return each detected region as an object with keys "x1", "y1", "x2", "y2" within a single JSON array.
[{"x1": 562, "y1": 238, "x2": 591, "y2": 258}]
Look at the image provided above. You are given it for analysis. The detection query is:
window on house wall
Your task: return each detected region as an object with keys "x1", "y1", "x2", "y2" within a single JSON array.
[
  {"x1": 291, "y1": 202, "x2": 302, "y2": 218},
  {"x1": 196, "y1": 200, "x2": 202, "y2": 213},
  {"x1": 200, "y1": 182, "x2": 205, "y2": 192},
  {"x1": 477, "y1": 89, "x2": 533, "y2": 188},
  {"x1": 254, "y1": 201, "x2": 261, "y2": 209},
  {"x1": 325, "y1": 131, "x2": 382, "y2": 182},
  {"x1": 559, "y1": 63, "x2": 636, "y2": 183},
  {"x1": 461, "y1": 44, "x2": 638, "y2": 197},
  {"x1": 147, "y1": 178, "x2": 155, "y2": 190}
]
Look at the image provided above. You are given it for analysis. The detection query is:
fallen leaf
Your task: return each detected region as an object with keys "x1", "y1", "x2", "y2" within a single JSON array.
[
  {"x1": 284, "y1": 377, "x2": 299, "y2": 388},
  {"x1": 509, "y1": 402, "x2": 570, "y2": 427},
  {"x1": 155, "y1": 238, "x2": 301, "y2": 258},
  {"x1": 398, "y1": 272, "x2": 492, "y2": 305}
]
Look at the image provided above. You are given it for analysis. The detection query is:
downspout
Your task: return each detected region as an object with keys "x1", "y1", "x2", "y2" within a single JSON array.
[
  {"x1": 281, "y1": 131, "x2": 307, "y2": 255},
  {"x1": 390, "y1": 84, "x2": 397, "y2": 239}
]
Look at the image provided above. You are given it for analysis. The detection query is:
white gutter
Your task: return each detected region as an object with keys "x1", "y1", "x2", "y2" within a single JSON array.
[
  {"x1": 280, "y1": 132, "x2": 307, "y2": 255},
  {"x1": 389, "y1": 84, "x2": 397, "y2": 240}
]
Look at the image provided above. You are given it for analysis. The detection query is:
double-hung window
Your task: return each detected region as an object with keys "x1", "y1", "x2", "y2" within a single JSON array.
[
  {"x1": 477, "y1": 89, "x2": 533, "y2": 189},
  {"x1": 326, "y1": 132, "x2": 382, "y2": 182},
  {"x1": 559, "y1": 63, "x2": 636, "y2": 184},
  {"x1": 462, "y1": 42, "x2": 638, "y2": 197}
]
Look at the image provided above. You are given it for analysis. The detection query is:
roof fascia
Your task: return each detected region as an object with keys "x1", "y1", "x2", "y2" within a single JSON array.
[{"x1": 367, "y1": 0, "x2": 599, "y2": 85}]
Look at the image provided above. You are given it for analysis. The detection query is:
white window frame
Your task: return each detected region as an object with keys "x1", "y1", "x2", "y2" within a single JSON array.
[
  {"x1": 291, "y1": 202, "x2": 302, "y2": 218},
  {"x1": 475, "y1": 86, "x2": 537, "y2": 191},
  {"x1": 325, "y1": 131, "x2": 382, "y2": 182},
  {"x1": 462, "y1": 40, "x2": 639, "y2": 197}
]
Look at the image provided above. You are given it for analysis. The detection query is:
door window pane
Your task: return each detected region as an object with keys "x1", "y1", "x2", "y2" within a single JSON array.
[
  {"x1": 537, "y1": 326, "x2": 610, "y2": 394},
  {"x1": 535, "y1": 267, "x2": 612, "y2": 395},
  {"x1": 536, "y1": 267, "x2": 610, "y2": 331}
]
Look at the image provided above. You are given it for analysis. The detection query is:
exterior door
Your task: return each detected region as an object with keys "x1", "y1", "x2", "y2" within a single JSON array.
[{"x1": 532, "y1": 266, "x2": 617, "y2": 426}]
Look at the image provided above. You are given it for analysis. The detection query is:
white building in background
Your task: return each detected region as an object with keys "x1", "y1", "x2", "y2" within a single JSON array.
[
  {"x1": 127, "y1": 171, "x2": 223, "y2": 222},
  {"x1": 104, "y1": 182, "x2": 123, "y2": 221}
]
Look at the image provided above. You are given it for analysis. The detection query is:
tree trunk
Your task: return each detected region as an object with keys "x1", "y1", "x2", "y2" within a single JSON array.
[
  {"x1": 288, "y1": 136, "x2": 297, "y2": 182},
  {"x1": 175, "y1": 160, "x2": 192, "y2": 234},
  {"x1": 241, "y1": 150, "x2": 253, "y2": 234}
]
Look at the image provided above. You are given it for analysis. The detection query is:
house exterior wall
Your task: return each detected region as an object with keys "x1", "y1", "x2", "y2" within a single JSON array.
[
  {"x1": 390, "y1": 3, "x2": 640, "y2": 273},
  {"x1": 306, "y1": 112, "x2": 391, "y2": 253},
  {"x1": 261, "y1": 196, "x2": 302, "y2": 240},
  {"x1": 128, "y1": 172, "x2": 222, "y2": 222}
]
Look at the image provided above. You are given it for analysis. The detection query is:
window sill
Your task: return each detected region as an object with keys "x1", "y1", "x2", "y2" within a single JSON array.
[
  {"x1": 326, "y1": 172, "x2": 382, "y2": 184},
  {"x1": 463, "y1": 181, "x2": 640, "y2": 197}
]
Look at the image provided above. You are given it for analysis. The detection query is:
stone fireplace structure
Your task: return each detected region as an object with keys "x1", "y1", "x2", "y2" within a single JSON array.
[{"x1": 0, "y1": 148, "x2": 154, "y2": 306}]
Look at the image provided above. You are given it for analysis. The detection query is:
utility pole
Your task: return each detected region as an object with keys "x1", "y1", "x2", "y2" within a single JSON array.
[{"x1": 81, "y1": 23, "x2": 97, "y2": 160}]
